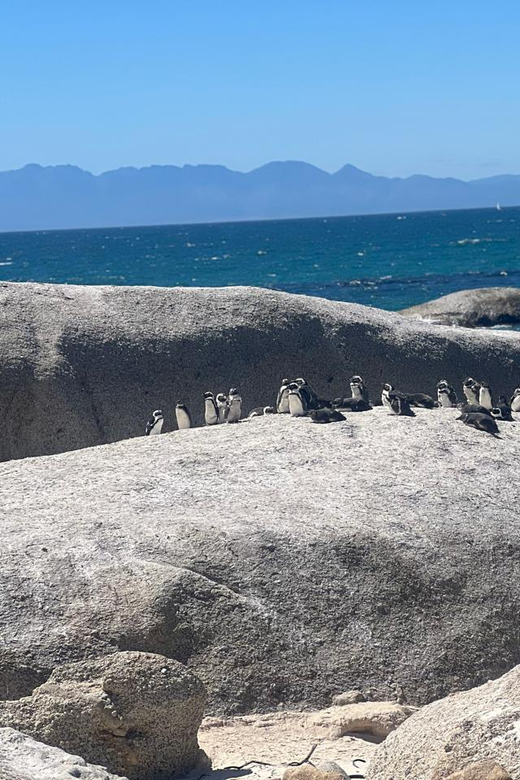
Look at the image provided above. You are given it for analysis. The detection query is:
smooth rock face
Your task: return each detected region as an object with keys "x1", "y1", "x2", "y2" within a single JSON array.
[
  {"x1": 400, "y1": 286, "x2": 520, "y2": 327},
  {"x1": 0, "y1": 652, "x2": 207, "y2": 780},
  {"x1": 307, "y1": 702, "x2": 417, "y2": 740},
  {"x1": 1, "y1": 282, "x2": 520, "y2": 461},
  {"x1": 0, "y1": 727, "x2": 127, "y2": 780},
  {"x1": 367, "y1": 664, "x2": 520, "y2": 780},
  {"x1": 1, "y1": 409, "x2": 520, "y2": 714}
]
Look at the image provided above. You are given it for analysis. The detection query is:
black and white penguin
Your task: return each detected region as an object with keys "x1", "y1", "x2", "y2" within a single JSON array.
[
  {"x1": 459, "y1": 411, "x2": 500, "y2": 437},
  {"x1": 276, "y1": 378, "x2": 291, "y2": 414},
  {"x1": 462, "y1": 377, "x2": 480, "y2": 405},
  {"x1": 145, "y1": 409, "x2": 164, "y2": 435},
  {"x1": 295, "y1": 377, "x2": 319, "y2": 410},
  {"x1": 226, "y1": 388, "x2": 242, "y2": 423},
  {"x1": 204, "y1": 392, "x2": 219, "y2": 426},
  {"x1": 457, "y1": 403, "x2": 492, "y2": 417},
  {"x1": 478, "y1": 381, "x2": 493, "y2": 410},
  {"x1": 491, "y1": 402, "x2": 513, "y2": 421},
  {"x1": 388, "y1": 394, "x2": 416, "y2": 417},
  {"x1": 309, "y1": 408, "x2": 346, "y2": 424},
  {"x1": 436, "y1": 380, "x2": 458, "y2": 408},
  {"x1": 381, "y1": 383, "x2": 395, "y2": 411},
  {"x1": 248, "y1": 406, "x2": 275, "y2": 418},
  {"x1": 288, "y1": 382, "x2": 307, "y2": 417},
  {"x1": 510, "y1": 388, "x2": 520, "y2": 413},
  {"x1": 406, "y1": 392, "x2": 437, "y2": 409},
  {"x1": 216, "y1": 393, "x2": 228, "y2": 423},
  {"x1": 175, "y1": 402, "x2": 192, "y2": 430},
  {"x1": 334, "y1": 398, "x2": 372, "y2": 412},
  {"x1": 350, "y1": 375, "x2": 370, "y2": 404}
]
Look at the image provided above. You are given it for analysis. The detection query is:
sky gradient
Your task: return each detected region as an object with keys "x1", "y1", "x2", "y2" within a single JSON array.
[{"x1": 0, "y1": 1, "x2": 518, "y2": 179}]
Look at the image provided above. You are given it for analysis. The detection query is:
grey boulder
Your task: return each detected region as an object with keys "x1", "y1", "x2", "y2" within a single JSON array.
[{"x1": 400, "y1": 286, "x2": 520, "y2": 328}]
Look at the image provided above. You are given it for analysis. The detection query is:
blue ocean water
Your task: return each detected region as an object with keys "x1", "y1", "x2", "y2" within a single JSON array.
[{"x1": 0, "y1": 207, "x2": 519, "y2": 311}]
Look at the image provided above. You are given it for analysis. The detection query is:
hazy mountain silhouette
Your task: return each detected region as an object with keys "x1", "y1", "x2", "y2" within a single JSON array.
[{"x1": 0, "y1": 161, "x2": 519, "y2": 231}]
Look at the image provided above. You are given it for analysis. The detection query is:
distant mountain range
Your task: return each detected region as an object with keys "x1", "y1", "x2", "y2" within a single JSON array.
[{"x1": 1, "y1": 161, "x2": 520, "y2": 231}]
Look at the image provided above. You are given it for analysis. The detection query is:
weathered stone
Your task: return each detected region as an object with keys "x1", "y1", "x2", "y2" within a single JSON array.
[
  {"x1": 0, "y1": 652, "x2": 207, "y2": 780},
  {"x1": 307, "y1": 702, "x2": 417, "y2": 740},
  {"x1": 0, "y1": 727, "x2": 127, "y2": 780},
  {"x1": 442, "y1": 761, "x2": 512, "y2": 780},
  {"x1": 367, "y1": 664, "x2": 520, "y2": 779},
  {"x1": 1, "y1": 407, "x2": 520, "y2": 715},
  {"x1": 1, "y1": 282, "x2": 520, "y2": 461},
  {"x1": 401, "y1": 286, "x2": 520, "y2": 328},
  {"x1": 331, "y1": 691, "x2": 366, "y2": 706},
  {"x1": 283, "y1": 765, "x2": 345, "y2": 780}
]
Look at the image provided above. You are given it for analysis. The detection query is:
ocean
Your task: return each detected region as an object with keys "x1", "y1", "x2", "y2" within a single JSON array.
[{"x1": 0, "y1": 207, "x2": 519, "y2": 311}]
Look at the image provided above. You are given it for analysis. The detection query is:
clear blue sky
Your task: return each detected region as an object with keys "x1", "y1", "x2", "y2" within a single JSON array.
[{"x1": 0, "y1": 0, "x2": 519, "y2": 179}]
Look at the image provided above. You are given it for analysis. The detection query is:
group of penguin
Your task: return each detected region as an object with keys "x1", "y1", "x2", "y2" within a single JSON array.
[{"x1": 145, "y1": 375, "x2": 520, "y2": 437}]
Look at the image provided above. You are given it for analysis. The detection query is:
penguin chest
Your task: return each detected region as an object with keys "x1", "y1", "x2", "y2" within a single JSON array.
[
  {"x1": 150, "y1": 419, "x2": 163, "y2": 435},
  {"x1": 479, "y1": 389, "x2": 493, "y2": 409},
  {"x1": 176, "y1": 410, "x2": 191, "y2": 430},
  {"x1": 438, "y1": 393, "x2": 451, "y2": 408},
  {"x1": 289, "y1": 392, "x2": 305, "y2": 417},
  {"x1": 277, "y1": 390, "x2": 290, "y2": 414},
  {"x1": 511, "y1": 397, "x2": 520, "y2": 413},
  {"x1": 227, "y1": 400, "x2": 241, "y2": 422},
  {"x1": 205, "y1": 401, "x2": 218, "y2": 425}
]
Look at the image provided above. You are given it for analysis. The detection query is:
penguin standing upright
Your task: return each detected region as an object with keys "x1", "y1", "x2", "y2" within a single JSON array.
[
  {"x1": 350, "y1": 375, "x2": 370, "y2": 404},
  {"x1": 288, "y1": 382, "x2": 307, "y2": 417},
  {"x1": 175, "y1": 402, "x2": 192, "y2": 430},
  {"x1": 276, "y1": 379, "x2": 291, "y2": 414},
  {"x1": 226, "y1": 388, "x2": 242, "y2": 423},
  {"x1": 510, "y1": 388, "x2": 520, "y2": 412},
  {"x1": 479, "y1": 381, "x2": 493, "y2": 410},
  {"x1": 463, "y1": 378, "x2": 480, "y2": 405},
  {"x1": 437, "y1": 380, "x2": 458, "y2": 407},
  {"x1": 216, "y1": 393, "x2": 228, "y2": 423},
  {"x1": 145, "y1": 409, "x2": 164, "y2": 435},
  {"x1": 203, "y1": 392, "x2": 219, "y2": 426},
  {"x1": 295, "y1": 378, "x2": 319, "y2": 410},
  {"x1": 381, "y1": 383, "x2": 394, "y2": 411}
]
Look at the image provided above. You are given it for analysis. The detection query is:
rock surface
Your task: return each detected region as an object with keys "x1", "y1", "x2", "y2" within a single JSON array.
[
  {"x1": 0, "y1": 652, "x2": 207, "y2": 780},
  {"x1": 1, "y1": 282, "x2": 520, "y2": 461},
  {"x1": 400, "y1": 286, "x2": 520, "y2": 328},
  {"x1": 367, "y1": 664, "x2": 520, "y2": 779},
  {"x1": 1, "y1": 407, "x2": 520, "y2": 714},
  {"x1": 307, "y1": 702, "x2": 417, "y2": 740},
  {"x1": 0, "y1": 727, "x2": 127, "y2": 780},
  {"x1": 443, "y1": 762, "x2": 512, "y2": 780}
]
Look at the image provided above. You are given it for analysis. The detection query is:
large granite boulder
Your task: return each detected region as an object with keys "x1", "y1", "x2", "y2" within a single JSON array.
[
  {"x1": 1, "y1": 408, "x2": 520, "y2": 714},
  {"x1": 1, "y1": 282, "x2": 520, "y2": 461},
  {"x1": 367, "y1": 664, "x2": 520, "y2": 779},
  {"x1": 0, "y1": 727, "x2": 127, "y2": 780},
  {"x1": 0, "y1": 652, "x2": 207, "y2": 780},
  {"x1": 400, "y1": 286, "x2": 520, "y2": 328}
]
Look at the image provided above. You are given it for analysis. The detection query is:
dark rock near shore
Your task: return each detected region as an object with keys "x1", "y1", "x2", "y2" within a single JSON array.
[
  {"x1": 1, "y1": 282, "x2": 520, "y2": 462},
  {"x1": 400, "y1": 286, "x2": 520, "y2": 328}
]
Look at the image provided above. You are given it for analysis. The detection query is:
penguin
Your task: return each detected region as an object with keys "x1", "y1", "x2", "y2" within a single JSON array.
[
  {"x1": 288, "y1": 382, "x2": 307, "y2": 417},
  {"x1": 436, "y1": 380, "x2": 458, "y2": 408},
  {"x1": 335, "y1": 398, "x2": 372, "y2": 412},
  {"x1": 216, "y1": 393, "x2": 228, "y2": 423},
  {"x1": 457, "y1": 403, "x2": 492, "y2": 417},
  {"x1": 459, "y1": 412, "x2": 500, "y2": 437},
  {"x1": 145, "y1": 409, "x2": 164, "y2": 435},
  {"x1": 479, "y1": 381, "x2": 493, "y2": 410},
  {"x1": 406, "y1": 392, "x2": 437, "y2": 409},
  {"x1": 276, "y1": 378, "x2": 291, "y2": 414},
  {"x1": 350, "y1": 375, "x2": 370, "y2": 404},
  {"x1": 463, "y1": 378, "x2": 480, "y2": 405},
  {"x1": 381, "y1": 383, "x2": 395, "y2": 411},
  {"x1": 491, "y1": 404, "x2": 514, "y2": 422},
  {"x1": 309, "y1": 408, "x2": 346, "y2": 424},
  {"x1": 226, "y1": 388, "x2": 242, "y2": 423},
  {"x1": 204, "y1": 392, "x2": 219, "y2": 426},
  {"x1": 295, "y1": 377, "x2": 319, "y2": 410},
  {"x1": 175, "y1": 402, "x2": 192, "y2": 430},
  {"x1": 248, "y1": 406, "x2": 275, "y2": 418},
  {"x1": 388, "y1": 393, "x2": 416, "y2": 417},
  {"x1": 510, "y1": 388, "x2": 520, "y2": 412}
]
